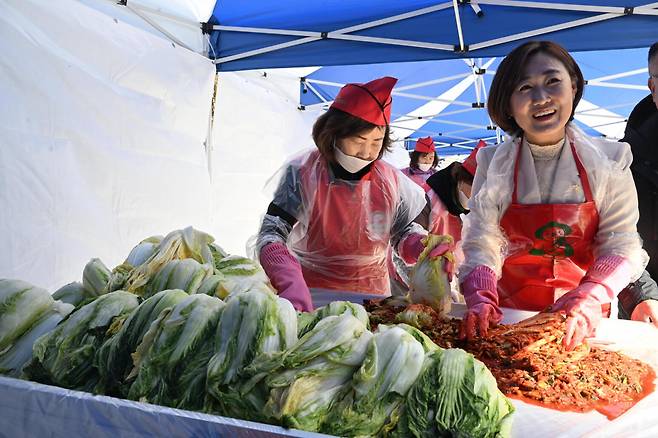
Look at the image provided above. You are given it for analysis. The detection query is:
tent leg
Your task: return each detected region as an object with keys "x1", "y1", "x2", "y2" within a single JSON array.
[{"x1": 205, "y1": 73, "x2": 220, "y2": 181}]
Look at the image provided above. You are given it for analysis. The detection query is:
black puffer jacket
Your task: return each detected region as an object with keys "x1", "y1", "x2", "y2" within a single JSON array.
[
  {"x1": 618, "y1": 95, "x2": 658, "y2": 316},
  {"x1": 622, "y1": 95, "x2": 658, "y2": 273}
]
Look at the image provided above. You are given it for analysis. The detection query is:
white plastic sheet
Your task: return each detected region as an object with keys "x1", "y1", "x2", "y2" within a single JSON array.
[
  {"x1": 0, "y1": 0, "x2": 216, "y2": 291},
  {"x1": 451, "y1": 304, "x2": 658, "y2": 438},
  {"x1": 0, "y1": 376, "x2": 329, "y2": 438}
]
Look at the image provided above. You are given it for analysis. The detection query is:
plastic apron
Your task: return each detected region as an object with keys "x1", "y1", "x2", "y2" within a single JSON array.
[
  {"x1": 498, "y1": 140, "x2": 600, "y2": 311},
  {"x1": 425, "y1": 184, "x2": 463, "y2": 242},
  {"x1": 401, "y1": 167, "x2": 435, "y2": 187},
  {"x1": 294, "y1": 152, "x2": 398, "y2": 296}
]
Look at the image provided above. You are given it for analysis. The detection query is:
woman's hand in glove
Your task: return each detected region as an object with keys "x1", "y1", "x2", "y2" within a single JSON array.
[
  {"x1": 259, "y1": 242, "x2": 314, "y2": 312},
  {"x1": 550, "y1": 282, "x2": 606, "y2": 350},
  {"x1": 459, "y1": 265, "x2": 502, "y2": 340}
]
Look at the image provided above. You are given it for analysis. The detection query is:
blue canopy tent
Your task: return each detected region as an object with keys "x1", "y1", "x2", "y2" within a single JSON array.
[
  {"x1": 298, "y1": 47, "x2": 651, "y2": 156},
  {"x1": 207, "y1": 1, "x2": 658, "y2": 71}
]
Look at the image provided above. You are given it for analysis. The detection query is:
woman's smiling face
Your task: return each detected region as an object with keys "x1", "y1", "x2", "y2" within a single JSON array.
[{"x1": 509, "y1": 52, "x2": 577, "y2": 145}]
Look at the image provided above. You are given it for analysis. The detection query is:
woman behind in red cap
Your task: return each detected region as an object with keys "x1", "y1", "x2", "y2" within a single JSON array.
[
  {"x1": 423, "y1": 141, "x2": 484, "y2": 242},
  {"x1": 401, "y1": 136, "x2": 439, "y2": 186},
  {"x1": 256, "y1": 77, "x2": 445, "y2": 311},
  {"x1": 389, "y1": 142, "x2": 484, "y2": 295},
  {"x1": 458, "y1": 41, "x2": 647, "y2": 350}
]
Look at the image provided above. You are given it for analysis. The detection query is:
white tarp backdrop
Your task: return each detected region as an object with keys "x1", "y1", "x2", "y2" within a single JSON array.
[
  {"x1": 210, "y1": 68, "x2": 321, "y2": 256},
  {"x1": 0, "y1": 0, "x2": 216, "y2": 291}
]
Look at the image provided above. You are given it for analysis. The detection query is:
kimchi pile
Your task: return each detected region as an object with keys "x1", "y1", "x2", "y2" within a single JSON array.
[{"x1": 366, "y1": 301, "x2": 656, "y2": 419}]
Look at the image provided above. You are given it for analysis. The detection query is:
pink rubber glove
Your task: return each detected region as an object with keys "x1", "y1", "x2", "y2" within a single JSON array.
[
  {"x1": 400, "y1": 234, "x2": 455, "y2": 279},
  {"x1": 259, "y1": 242, "x2": 314, "y2": 312},
  {"x1": 398, "y1": 233, "x2": 425, "y2": 264},
  {"x1": 551, "y1": 255, "x2": 632, "y2": 350},
  {"x1": 428, "y1": 241, "x2": 455, "y2": 281},
  {"x1": 459, "y1": 265, "x2": 502, "y2": 340},
  {"x1": 551, "y1": 283, "x2": 605, "y2": 350}
]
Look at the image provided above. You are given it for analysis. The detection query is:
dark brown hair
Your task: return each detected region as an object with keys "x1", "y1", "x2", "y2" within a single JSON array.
[
  {"x1": 452, "y1": 162, "x2": 474, "y2": 186},
  {"x1": 312, "y1": 108, "x2": 392, "y2": 163},
  {"x1": 649, "y1": 42, "x2": 658, "y2": 63},
  {"x1": 409, "y1": 150, "x2": 439, "y2": 169},
  {"x1": 487, "y1": 40, "x2": 585, "y2": 134}
]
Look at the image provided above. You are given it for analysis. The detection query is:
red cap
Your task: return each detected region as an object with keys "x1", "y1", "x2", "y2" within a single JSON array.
[
  {"x1": 462, "y1": 139, "x2": 487, "y2": 175},
  {"x1": 414, "y1": 136, "x2": 435, "y2": 153},
  {"x1": 330, "y1": 76, "x2": 397, "y2": 126}
]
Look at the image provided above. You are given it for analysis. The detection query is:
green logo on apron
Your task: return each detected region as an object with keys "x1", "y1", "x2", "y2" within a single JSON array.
[{"x1": 529, "y1": 221, "x2": 574, "y2": 258}]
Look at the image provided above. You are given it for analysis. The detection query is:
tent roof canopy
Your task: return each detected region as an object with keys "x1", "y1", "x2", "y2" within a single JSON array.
[
  {"x1": 299, "y1": 47, "x2": 651, "y2": 154},
  {"x1": 208, "y1": 1, "x2": 658, "y2": 71}
]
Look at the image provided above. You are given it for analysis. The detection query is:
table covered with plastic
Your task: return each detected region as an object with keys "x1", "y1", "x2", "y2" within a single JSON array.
[{"x1": 1, "y1": 308, "x2": 657, "y2": 438}]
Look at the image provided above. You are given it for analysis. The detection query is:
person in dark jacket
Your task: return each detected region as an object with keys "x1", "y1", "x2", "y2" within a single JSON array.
[{"x1": 617, "y1": 42, "x2": 658, "y2": 327}]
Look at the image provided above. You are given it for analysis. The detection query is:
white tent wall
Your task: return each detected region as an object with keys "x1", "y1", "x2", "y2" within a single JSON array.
[
  {"x1": 210, "y1": 69, "x2": 319, "y2": 256},
  {"x1": 0, "y1": 0, "x2": 216, "y2": 291}
]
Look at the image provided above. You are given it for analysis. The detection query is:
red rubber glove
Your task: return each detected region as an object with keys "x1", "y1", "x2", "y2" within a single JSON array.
[
  {"x1": 459, "y1": 265, "x2": 502, "y2": 340},
  {"x1": 259, "y1": 242, "x2": 314, "y2": 312}
]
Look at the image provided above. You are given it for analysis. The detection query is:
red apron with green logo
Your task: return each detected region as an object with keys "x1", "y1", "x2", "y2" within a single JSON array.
[{"x1": 498, "y1": 140, "x2": 599, "y2": 311}]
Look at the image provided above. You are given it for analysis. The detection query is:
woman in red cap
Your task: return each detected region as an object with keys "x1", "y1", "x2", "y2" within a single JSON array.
[
  {"x1": 389, "y1": 142, "x2": 484, "y2": 295},
  {"x1": 256, "y1": 77, "x2": 444, "y2": 311},
  {"x1": 401, "y1": 136, "x2": 439, "y2": 186},
  {"x1": 458, "y1": 41, "x2": 647, "y2": 350},
  {"x1": 423, "y1": 140, "x2": 485, "y2": 241}
]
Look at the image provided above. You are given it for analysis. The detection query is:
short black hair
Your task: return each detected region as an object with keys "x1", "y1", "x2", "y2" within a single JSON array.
[
  {"x1": 488, "y1": 41, "x2": 584, "y2": 135},
  {"x1": 649, "y1": 42, "x2": 658, "y2": 63}
]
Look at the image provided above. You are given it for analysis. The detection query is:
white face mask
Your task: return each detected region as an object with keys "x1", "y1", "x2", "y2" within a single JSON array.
[
  {"x1": 334, "y1": 146, "x2": 375, "y2": 173},
  {"x1": 458, "y1": 189, "x2": 470, "y2": 209},
  {"x1": 417, "y1": 163, "x2": 432, "y2": 172}
]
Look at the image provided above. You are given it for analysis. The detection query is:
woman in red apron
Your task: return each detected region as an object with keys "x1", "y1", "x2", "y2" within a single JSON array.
[
  {"x1": 256, "y1": 77, "x2": 434, "y2": 311},
  {"x1": 459, "y1": 41, "x2": 647, "y2": 350},
  {"x1": 401, "y1": 136, "x2": 439, "y2": 186}
]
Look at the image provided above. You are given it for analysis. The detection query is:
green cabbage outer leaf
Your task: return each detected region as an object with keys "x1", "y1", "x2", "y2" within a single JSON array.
[
  {"x1": 394, "y1": 305, "x2": 435, "y2": 329},
  {"x1": 124, "y1": 235, "x2": 163, "y2": 267},
  {"x1": 24, "y1": 291, "x2": 139, "y2": 391},
  {"x1": 195, "y1": 274, "x2": 226, "y2": 297},
  {"x1": 323, "y1": 325, "x2": 426, "y2": 437},
  {"x1": 82, "y1": 258, "x2": 111, "y2": 297},
  {"x1": 297, "y1": 301, "x2": 370, "y2": 338},
  {"x1": 142, "y1": 259, "x2": 214, "y2": 299},
  {"x1": 103, "y1": 263, "x2": 134, "y2": 294},
  {"x1": 409, "y1": 234, "x2": 454, "y2": 315},
  {"x1": 214, "y1": 255, "x2": 273, "y2": 299},
  {"x1": 94, "y1": 289, "x2": 189, "y2": 396},
  {"x1": 0, "y1": 279, "x2": 56, "y2": 352},
  {"x1": 0, "y1": 301, "x2": 74, "y2": 377},
  {"x1": 123, "y1": 226, "x2": 215, "y2": 295},
  {"x1": 388, "y1": 323, "x2": 441, "y2": 354},
  {"x1": 261, "y1": 314, "x2": 372, "y2": 432},
  {"x1": 393, "y1": 348, "x2": 515, "y2": 438},
  {"x1": 127, "y1": 294, "x2": 224, "y2": 411},
  {"x1": 205, "y1": 289, "x2": 297, "y2": 422},
  {"x1": 52, "y1": 282, "x2": 94, "y2": 308}
]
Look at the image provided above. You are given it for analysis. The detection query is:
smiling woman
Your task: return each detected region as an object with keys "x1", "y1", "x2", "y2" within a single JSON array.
[{"x1": 457, "y1": 41, "x2": 647, "y2": 353}]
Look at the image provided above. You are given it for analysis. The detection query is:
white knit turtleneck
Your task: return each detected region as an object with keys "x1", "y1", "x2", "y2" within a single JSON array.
[{"x1": 525, "y1": 137, "x2": 565, "y2": 203}]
